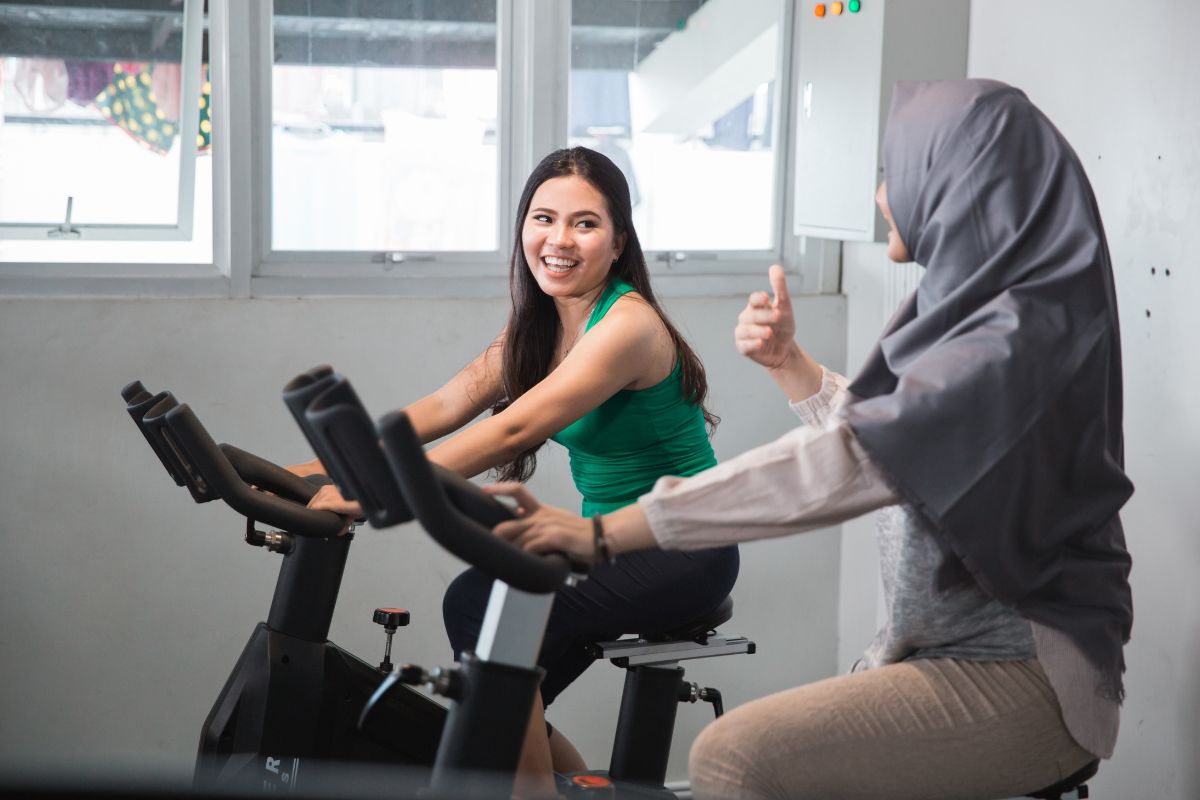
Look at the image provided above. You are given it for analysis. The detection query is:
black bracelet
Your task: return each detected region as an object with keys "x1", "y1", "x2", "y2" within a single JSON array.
[{"x1": 592, "y1": 514, "x2": 614, "y2": 564}]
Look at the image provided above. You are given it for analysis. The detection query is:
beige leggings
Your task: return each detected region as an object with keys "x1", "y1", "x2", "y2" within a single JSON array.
[{"x1": 689, "y1": 658, "x2": 1095, "y2": 800}]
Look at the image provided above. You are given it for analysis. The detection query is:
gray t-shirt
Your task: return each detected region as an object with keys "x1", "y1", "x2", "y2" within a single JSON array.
[{"x1": 856, "y1": 503, "x2": 1035, "y2": 671}]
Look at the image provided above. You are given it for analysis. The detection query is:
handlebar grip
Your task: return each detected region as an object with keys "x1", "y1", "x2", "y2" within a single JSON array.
[
  {"x1": 124, "y1": 383, "x2": 188, "y2": 488},
  {"x1": 377, "y1": 410, "x2": 572, "y2": 595},
  {"x1": 164, "y1": 403, "x2": 346, "y2": 538},
  {"x1": 137, "y1": 391, "x2": 218, "y2": 503},
  {"x1": 219, "y1": 444, "x2": 322, "y2": 506},
  {"x1": 281, "y1": 365, "x2": 340, "y2": 481},
  {"x1": 291, "y1": 373, "x2": 415, "y2": 528}
]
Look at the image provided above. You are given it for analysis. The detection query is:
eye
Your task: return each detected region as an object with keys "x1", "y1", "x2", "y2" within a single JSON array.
[
  {"x1": 576, "y1": 219, "x2": 598, "y2": 229},
  {"x1": 530, "y1": 213, "x2": 552, "y2": 224}
]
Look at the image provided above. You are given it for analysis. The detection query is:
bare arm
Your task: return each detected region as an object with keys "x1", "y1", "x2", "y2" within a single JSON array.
[
  {"x1": 298, "y1": 333, "x2": 505, "y2": 514},
  {"x1": 427, "y1": 299, "x2": 668, "y2": 478},
  {"x1": 285, "y1": 331, "x2": 506, "y2": 489},
  {"x1": 404, "y1": 332, "x2": 507, "y2": 444},
  {"x1": 307, "y1": 303, "x2": 664, "y2": 508}
]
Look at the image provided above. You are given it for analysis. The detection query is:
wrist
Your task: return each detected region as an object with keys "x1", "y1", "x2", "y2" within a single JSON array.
[
  {"x1": 591, "y1": 514, "x2": 616, "y2": 564},
  {"x1": 765, "y1": 341, "x2": 802, "y2": 375},
  {"x1": 766, "y1": 345, "x2": 822, "y2": 401}
]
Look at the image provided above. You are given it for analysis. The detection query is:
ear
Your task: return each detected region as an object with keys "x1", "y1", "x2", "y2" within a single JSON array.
[{"x1": 613, "y1": 232, "x2": 627, "y2": 261}]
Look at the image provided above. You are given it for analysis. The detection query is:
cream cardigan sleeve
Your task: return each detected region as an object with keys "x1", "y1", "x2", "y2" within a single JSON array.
[{"x1": 640, "y1": 368, "x2": 899, "y2": 550}]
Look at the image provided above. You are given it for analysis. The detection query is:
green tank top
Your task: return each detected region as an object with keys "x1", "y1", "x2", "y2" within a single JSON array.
[{"x1": 550, "y1": 280, "x2": 717, "y2": 516}]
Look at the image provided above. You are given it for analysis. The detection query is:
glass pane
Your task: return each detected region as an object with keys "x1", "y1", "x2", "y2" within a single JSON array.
[
  {"x1": 272, "y1": 1, "x2": 499, "y2": 252},
  {"x1": 0, "y1": 1, "x2": 206, "y2": 229},
  {"x1": 0, "y1": 166, "x2": 212, "y2": 264},
  {"x1": 570, "y1": 0, "x2": 781, "y2": 252}
]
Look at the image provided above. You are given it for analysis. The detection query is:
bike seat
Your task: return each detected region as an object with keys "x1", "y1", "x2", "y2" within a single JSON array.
[
  {"x1": 642, "y1": 596, "x2": 734, "y2": 643},
  {"x1": 1026, "y1": 758, "x2": 1099, "y2": 799}
]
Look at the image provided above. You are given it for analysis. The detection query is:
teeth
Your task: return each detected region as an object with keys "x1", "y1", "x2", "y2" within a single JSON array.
[{"x1": 544, "y1": 256, "x2": 577, "y2": 269}]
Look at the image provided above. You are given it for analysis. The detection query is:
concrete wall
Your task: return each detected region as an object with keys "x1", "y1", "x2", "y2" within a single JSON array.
[
  {"x1": 0, "y1": 291, "x2": 846, "y2": 783},
  {"x1": 834, "y1": 2, "x2": 1200, "y2": 797}
]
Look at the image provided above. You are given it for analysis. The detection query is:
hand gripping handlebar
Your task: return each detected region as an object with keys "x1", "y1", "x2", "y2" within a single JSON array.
[{"x1": 288, "y1": 369, "x2": 579, "y2": 594}]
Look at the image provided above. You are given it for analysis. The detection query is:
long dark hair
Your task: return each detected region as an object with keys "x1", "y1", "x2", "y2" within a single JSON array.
[{"x1": 492, "y1": 146, "x2": 718, "y2": 482}]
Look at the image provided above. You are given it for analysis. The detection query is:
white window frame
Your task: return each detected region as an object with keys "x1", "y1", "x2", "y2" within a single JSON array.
[
  {"x1": 250, "y1": 0, "x2": 518, "y2": 297},
  {"x1": 0, "y1": 0, "x2": 205, "y2": 243},
  {"x1": 0, "y1": 0, "x2": 840, "y2": 298}
]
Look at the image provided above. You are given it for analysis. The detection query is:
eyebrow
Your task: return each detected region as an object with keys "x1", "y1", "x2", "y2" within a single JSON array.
[{"x1": 529, "y1": 207, "x2": 602, "y2": 219}]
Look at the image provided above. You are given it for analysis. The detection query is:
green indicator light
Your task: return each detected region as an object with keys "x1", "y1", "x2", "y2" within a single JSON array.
[{"x1": 849, "y1": 0, "x2": 861, "y2": 11}]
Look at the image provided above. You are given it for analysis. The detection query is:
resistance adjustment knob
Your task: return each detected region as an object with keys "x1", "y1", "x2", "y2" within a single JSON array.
[{"x1": 372, "y1": 607, "x2": 410, "y2": 672}]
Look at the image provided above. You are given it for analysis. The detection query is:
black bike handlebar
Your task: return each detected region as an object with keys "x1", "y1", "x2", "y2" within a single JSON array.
[
  {"x1": 218, "y1": 444, "x2": 323, "y2": 507},
  {"x1": 281, "y1": 365, "x2": 340, "y2": 481},
  {"x1": 164, "y1": 403, "x2": 346, "y2": 538},
  {"x1": 123, "y1": 380, "x2": 346, "y2": 538},
  {"x1": 293, "y1": 374, "x2": 413, "y2": 529},
  {"x1": 375, "y1": 408, "x2": 575, "y2": 595},
  {"x1": 123, "y1": 381, "x2": 212, "y2": 502},
  {"x1": 290, "y1": 369, "x2": 578, "y2": 594}
]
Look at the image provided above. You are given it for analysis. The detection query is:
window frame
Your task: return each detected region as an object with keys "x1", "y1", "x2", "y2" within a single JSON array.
[
  {"x1": 0, "y1": 0, "x2": 206, "y2": 243},
  {"x1": 2, "y1": 0, "x2": 840, "y2": 298},
  {"x1": 253, "y1": 0, "x2": 514, "y2": 285}
]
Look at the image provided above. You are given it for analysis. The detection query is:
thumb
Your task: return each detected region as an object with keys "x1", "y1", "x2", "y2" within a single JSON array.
[{"x1": 768, "y1": 264, "x2": 791, "y2": 309}]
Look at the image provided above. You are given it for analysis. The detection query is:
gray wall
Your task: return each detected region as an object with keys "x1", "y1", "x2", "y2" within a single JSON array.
[
  {"x1": 0, "y1": 292, "x2": 846, "y2": 782},
  {"x1": 834, "y1": 2, "x2": 1200, "y2": 797}
]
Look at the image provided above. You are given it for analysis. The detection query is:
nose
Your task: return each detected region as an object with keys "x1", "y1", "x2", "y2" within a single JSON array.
[{"x1": 548, "y1": 220, "x2": 574, "y2": 248}]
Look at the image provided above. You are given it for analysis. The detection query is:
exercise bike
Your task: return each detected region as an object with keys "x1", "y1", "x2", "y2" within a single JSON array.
[
  {"x1": 122, "y1": 380, "x2": 445, "y2": 794},
  {"x1": 286, "y1": 365, "x2": 756, "y2": 798},
  {"x1": 122, "y1": 369, "x2": 754, "y2": 798}
]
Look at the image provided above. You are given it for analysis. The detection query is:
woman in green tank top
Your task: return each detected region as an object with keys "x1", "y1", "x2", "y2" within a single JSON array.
[
  {"x1": 551, "y1": 277, "x2": 719, "y2": 516},
  {"x1": 292, "y1": 147, "x2": 738, "y2": 792}
]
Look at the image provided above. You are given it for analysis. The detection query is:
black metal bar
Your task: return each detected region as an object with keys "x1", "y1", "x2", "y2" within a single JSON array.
[
  {"x1": 608, "y1": 665, "x2": 685, "y2": 785},
  {"x1": 430, "y1": 653, "x2": 542, "y2": 800},
  {"x1": 266, "y1": 534, "x2": 351, "y2": 643}
]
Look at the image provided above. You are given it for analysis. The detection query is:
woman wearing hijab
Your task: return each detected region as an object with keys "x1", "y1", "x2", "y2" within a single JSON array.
[{"x1": 486, "y1": 80, "x2": 1133, "y2": 799}]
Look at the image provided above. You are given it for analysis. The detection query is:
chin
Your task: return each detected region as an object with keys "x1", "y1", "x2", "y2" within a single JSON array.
[
  {"x1": 530, "y1": 270, "x2": 576, "y2": 296},
  {"x1": 885, "y1": 237, "x2": 911, "y2": 264}
]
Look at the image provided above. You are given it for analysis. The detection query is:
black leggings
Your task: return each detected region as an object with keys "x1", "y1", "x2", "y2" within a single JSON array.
[{"x1": 442, "y1": 545, "x2": 739, "y2": 706}]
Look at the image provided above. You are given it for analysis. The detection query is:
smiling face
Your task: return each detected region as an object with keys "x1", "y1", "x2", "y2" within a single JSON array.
[
  {"x1": 521, "y1": 175, "x2": 625, "y2": 300},
  {"x1": 876, "y1": 181, "x2": 913, "y2": 263}
]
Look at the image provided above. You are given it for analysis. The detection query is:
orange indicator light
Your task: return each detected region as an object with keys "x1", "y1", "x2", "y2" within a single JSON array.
[{"x1": 814, "y1": 4, "x2": 826, "y2": 17}]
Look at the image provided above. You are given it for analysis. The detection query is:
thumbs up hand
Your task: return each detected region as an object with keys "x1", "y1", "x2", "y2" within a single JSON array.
[
  {"x1": 735, "y1": 264, "x2": 797, "y2": 370},
  {"x1": 734, "y1": 265, "x2": 824, "y2": 401}
]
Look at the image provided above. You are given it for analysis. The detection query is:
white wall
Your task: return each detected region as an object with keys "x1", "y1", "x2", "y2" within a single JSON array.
[
  {"x1": 835, "y1": 3, "x2": 1200, "y2": 797},
  {"x1": 0, "y1": 291, "x2": 847, "y2": 784},
  {"x1": 970, "y1": 5, "x2": 1200, "y2": 797},
  {"x1": 3, "y1": 2, "x2": 1194, "y2": 796}
]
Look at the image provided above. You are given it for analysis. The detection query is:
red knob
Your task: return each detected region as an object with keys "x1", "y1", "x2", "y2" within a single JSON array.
[{"x1": 373, "y1": 607, "x2": 410, "y2": 628}]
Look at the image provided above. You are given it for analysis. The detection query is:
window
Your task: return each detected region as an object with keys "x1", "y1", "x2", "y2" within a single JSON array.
[
  {"x1": 570, "y1": 0, "x2": 787, "y2": 254},
  {"x1": 2, "y1": 0, "x2": 808, "y2": 292},
  {"x1": 270, "y1": 0, "x2": 501, "y2": 254},
  {"x1": 0, "y1": 0, "x2": 210, "y2": 263}
]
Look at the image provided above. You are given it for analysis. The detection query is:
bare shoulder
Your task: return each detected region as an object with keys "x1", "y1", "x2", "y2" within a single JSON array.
[
  {"x1": 595, "y1": 291, "x2": 676, "y2": 388},
  {"x1": 601, "y1": 291, "x2": 670, "y2": 346}
]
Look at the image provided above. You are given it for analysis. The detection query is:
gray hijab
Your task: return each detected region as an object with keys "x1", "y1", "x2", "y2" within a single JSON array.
[{"x1": 841, "y1": 80, "x2": 1133, "y2": 698}]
